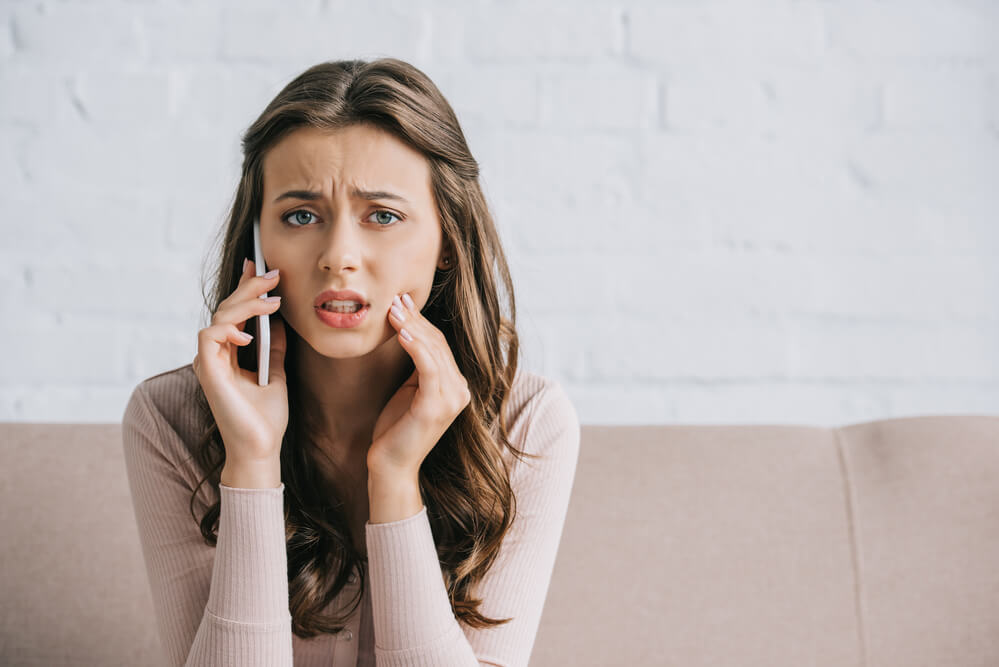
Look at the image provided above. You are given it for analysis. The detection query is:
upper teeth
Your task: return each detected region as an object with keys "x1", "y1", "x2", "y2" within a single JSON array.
[{"x1": 322, "y1": 300, "x2": 361, "y2": 308}]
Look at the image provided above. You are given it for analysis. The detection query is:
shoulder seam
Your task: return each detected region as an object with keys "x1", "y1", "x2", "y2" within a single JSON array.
[
  {"x1": 141, "y1": 363, "x2": 193, "y2": 384},
  {"x1": 515, "y1": 375, "x2": 562, "y2": 459},
  {"x1": 128, "y1": 380, "x2": 170, "y2": 463}
]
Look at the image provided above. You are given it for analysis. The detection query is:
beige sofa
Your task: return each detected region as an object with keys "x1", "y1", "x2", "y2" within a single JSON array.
[{"x1": 2, "y1": 414, "x2": 998, "y2": 666}]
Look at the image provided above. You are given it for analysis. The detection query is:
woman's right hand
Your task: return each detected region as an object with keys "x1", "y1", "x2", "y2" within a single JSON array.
[{"x1": 192, "y1": 258, "x2": 289, "y2": 478}]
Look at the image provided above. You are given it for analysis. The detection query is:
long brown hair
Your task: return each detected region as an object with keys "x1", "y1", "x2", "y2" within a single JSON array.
[{"x1": 186, "y1": 58, "x2": 539, "y2": 639}]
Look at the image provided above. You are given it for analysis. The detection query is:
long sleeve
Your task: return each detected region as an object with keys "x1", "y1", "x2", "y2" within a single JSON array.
[
  {"x1": 363, "y1": 378, "x2": 581, "y2": 667},
  {"x1": 121, "y1": 382, "x2": 294, "y2": 667}
]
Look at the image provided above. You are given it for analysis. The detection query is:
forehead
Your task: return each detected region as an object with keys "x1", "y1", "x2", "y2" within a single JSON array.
[{"x1": 262, "y1": 123, "x2": 431, "y2": 201}]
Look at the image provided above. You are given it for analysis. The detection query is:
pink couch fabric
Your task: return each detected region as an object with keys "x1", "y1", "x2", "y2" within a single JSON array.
[{"x1": 2, "y1": 414, "x2": 998, "y2": 666}]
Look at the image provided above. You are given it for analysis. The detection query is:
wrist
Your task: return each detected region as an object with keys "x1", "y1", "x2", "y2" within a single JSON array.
[
  {"x1": 367, "y1": 470, "x2": 423, "y2": 524},
  {"x1": 221, "y1": 458, "x2": 282, "y2": 489}
]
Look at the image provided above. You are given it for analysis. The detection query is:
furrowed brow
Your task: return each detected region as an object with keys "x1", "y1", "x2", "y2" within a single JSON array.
[{"x1": 273, "y1": 188, "x2": 410, "y2": 204}]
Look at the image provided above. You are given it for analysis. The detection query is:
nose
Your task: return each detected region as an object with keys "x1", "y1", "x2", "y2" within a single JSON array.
[{"x1": 317, "y1": 208, "x2": 361, "y2": 273}]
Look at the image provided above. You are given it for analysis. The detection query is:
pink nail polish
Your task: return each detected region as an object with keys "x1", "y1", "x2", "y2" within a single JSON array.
[{"x1": 402, "y1": 293, "x2": 415, "y2": 310}]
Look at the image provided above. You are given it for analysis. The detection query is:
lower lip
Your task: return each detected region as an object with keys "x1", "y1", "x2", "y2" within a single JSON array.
[{"x1": 315, "y1": 304, "x2": 370, "y2": 328}]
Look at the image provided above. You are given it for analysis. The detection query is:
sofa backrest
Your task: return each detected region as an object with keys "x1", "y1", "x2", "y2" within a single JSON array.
[
  {"x1": 535, "y1": 415, "x2": 999, "y2": 666},
  {"x1": 2, "y1": 415, "x2": 997, "y2": 666}
]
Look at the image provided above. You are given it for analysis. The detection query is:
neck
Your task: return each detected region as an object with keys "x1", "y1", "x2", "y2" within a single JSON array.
[{"x1": 291, "y1": 331, "x2": 414, "y2": 482}]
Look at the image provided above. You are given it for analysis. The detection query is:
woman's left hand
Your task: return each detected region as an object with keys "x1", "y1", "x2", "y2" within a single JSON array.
[{"x1": 368, "y1": 292, "x2": 471, "y2": 480}]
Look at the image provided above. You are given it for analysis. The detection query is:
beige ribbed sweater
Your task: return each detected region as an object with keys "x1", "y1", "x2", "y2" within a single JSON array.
[{"x1": 121, "y1": 363, "x2": 580, "y2": 667}]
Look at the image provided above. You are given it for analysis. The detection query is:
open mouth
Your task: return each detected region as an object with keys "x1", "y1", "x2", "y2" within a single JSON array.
[
  {"x1": 314, "y1": 302, "x2": 370, "y2": 329},
  {"x1": 319, "y1": 303, "x2": 366, "y2": 314}
]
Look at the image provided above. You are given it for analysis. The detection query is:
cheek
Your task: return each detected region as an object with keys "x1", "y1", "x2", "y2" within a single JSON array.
[{"x1": 390, "y1": 262, "x2": 435, "y2": 296}]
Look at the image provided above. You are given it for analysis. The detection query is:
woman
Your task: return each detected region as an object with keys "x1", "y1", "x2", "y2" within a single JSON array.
[{"x1": 122, "y1": 57, "x2": 580, "y2": 667}]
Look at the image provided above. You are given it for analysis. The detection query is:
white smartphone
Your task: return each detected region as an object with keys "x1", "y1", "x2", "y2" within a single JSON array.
[{"x1": 252, "y1": 216, "x2": 271, "y2": 386}]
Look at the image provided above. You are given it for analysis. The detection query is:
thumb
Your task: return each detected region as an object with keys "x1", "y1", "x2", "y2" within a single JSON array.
[{"x1": 268, "y1": 313, "x2": 288, "y2": 383}]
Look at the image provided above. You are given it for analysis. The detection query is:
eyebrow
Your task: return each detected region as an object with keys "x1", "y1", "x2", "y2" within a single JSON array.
[{"x1": 273, "y1": 188, "x2": 410, "y2": 205}]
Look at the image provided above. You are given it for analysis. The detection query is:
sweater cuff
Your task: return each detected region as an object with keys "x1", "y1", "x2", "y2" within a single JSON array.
[
  {"x1": 365, "y1": 505, "x2": 457, "y2": 650},
  {"x1": 207, "y1": 483, "x2": 290, "y2": 623}
]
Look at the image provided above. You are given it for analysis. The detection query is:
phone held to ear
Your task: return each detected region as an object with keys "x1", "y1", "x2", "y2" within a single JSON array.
[{"x1": 253, "y1": 216, "x2": 271, "y2": 386}]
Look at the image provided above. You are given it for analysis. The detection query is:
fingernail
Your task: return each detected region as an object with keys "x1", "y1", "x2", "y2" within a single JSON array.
[
  {"x1": 263, "y1": 268, "x2": 279, "y2": 279},
  {"x1": 399, "y1": 328, "x2": 413, "y2": 342},
  {"x1": 402, "y1": 293, "x2": 415, "y2": 310},
  {"x1": 390, "y1": 304, "x2": 405, "y2": 321},
  {"x1": 243, "y1": 258, "x2": 250, "y2": 273}
]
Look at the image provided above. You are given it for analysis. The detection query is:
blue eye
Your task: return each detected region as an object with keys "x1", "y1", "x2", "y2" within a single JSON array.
[
  {"x1": 368, "y1": 210, "x2": 401, "y2": 226},
  {"x1": 282, "y1": 210, "x2": 316, "y2": 227},
  {"x1": 280, "y1": 209, "x2": 402, "y2": 227}
]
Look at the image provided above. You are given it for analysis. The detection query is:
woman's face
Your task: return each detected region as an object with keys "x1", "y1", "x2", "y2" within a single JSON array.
[{"x1": 259, "y1": 123, "x2": 445, "y2": 358}]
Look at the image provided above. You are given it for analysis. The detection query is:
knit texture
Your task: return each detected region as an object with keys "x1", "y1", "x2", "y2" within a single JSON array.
[{"x1": 121, "y1": 363, "x2": 579, "y2": 667}]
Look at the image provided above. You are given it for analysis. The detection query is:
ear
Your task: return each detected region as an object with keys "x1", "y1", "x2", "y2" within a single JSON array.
[{"x1": 437, "y1": 240, "x2": 454, "y2": 271}]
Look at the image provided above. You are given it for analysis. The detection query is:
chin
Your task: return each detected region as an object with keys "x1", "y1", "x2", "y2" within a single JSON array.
[{"x1": 306, "y1": 325, "x2": 399, "y2": 360}]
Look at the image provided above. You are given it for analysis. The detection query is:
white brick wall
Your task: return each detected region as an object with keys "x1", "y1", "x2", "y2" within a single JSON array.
[{"x1": 2, "y1": 0, "x2": 997, "y2": 426}]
